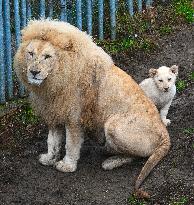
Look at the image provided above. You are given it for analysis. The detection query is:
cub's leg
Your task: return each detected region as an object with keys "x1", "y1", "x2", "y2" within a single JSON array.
[
  {"x1": 55, "y1": 125, "x2": 84, "y2": 172},
  {"x1": 39, "y1": 128, "x2": 64, "y2": 166},
  {"x1": 102, "y1": 155, "x2": 133, "y2": 170},
  {"x1": 160, "y1": 100, "x2": 172, "y2": 126}
]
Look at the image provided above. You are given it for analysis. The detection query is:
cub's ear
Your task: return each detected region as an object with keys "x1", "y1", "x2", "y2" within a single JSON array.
[
  {"x1": 170, "y1": 65, "x2": 178, "y2": 76},
  {"x1": 149, "y1": 68, "x2": 157, "y2": 78}
]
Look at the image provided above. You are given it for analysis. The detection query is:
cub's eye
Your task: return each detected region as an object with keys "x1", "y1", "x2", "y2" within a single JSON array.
[
  {"x1": 44, "y1": 54, "x2": 52, "y2": 59},
  {"x1": 159, "y1": 79, "x2": 163, "y2": 82},
  {"x1": 168, "y1": 78, "x2": 171, "y2": 81},
  {"x1": 28, "y1": 52, "x2": 34, "y2": 57}
]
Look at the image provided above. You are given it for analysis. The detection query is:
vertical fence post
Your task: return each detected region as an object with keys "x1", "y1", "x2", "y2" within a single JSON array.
[
  {"x1": 61, "y1": 0, "x2": 67, "y2": 21},
  {"x1": 126, "y1": 0, "x2": 134, "y2": 16},
  {"x1": 98, "y1": 0, "x2": 104, "y2": 40},
  {"x1": 110, "y1": 0, "x2": 116, "y2": 40},
  {"x1": 3, "y1": 0, "x2": 13, "y2": 99},
  {"x1": 48, "y1": 0, "x2": 53, "y2": 18},
  {"x1": 76, "y1": 0, "x2": 82, "y2": 30},
  {"x1": 67, "y1": 0, "x2": 73, "y2": 24},
  {"x1": 40, "y1": 0, "x2": 46, "y2": 18},
  {"x1": 0, "y1": 0, "x2": 5, "y2": 103},
  {"x1": 14, "y1": 0, "x2": 25, "y2": 97},
  {"x1": 14, "y1": 0, "x2": 20, "y2": 48},
  {"x1": 27, "y1": 0, "x2": 32, "y2": 21},
  {"x1": 138, "y1": 0, "x2": 142, "y2": 13},
  {"x1": 21, "y1": 0, "x2": 27, "y2": 27},
  {"x1": 146, "y1": 0, "x2": 151, "y2": 8},
  {"x1": 86, "y1": 0, "x2": 92, "y2": 35}
]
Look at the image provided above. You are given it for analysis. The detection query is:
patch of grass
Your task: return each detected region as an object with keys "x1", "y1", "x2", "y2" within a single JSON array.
[
  {"x1": 15, "y1": 103, "x2": 39, "y2": 125},
  {"x1": 159, "y1": 25, "x2": 173, "y2": 35},
  {"x1": 98, "y1": 37, "x2": 156, "y2": 55},
  {"x1": 176, "y1": 80, "x2": 187, "y2": 92},
  {"x1": 174, "y1": 0, "x2": 194, "y2": 23},
  {"x1": 170, "y1": 196, "x2": 189, "y2": 205},
  {"x1": 128, "y1": 195, "x2": 147, "y2": 205},
  {"x1": 0, "y1": 98, "x2": 39, "y2": 126},
  {"x1": 183, "y1": 128, "x2": 194, "y2": 135}
]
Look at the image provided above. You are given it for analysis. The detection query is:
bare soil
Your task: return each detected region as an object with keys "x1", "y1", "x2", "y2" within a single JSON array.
[{"x1": 0, "y1": 25, "x2": 194, "y2": 205}]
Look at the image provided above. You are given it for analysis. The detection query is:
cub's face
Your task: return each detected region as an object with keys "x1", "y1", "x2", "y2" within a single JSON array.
[
  {"x1": 25, "y1": 40, "x2": 57, "y2": 86},
  {"x1": 149, "y1": 65, "x2": 178, "y2": 92}
]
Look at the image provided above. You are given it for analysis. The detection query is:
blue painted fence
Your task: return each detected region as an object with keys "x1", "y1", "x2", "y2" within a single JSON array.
[{"x1": 0, "y1": 0, "x2": 153, "y2": 103}]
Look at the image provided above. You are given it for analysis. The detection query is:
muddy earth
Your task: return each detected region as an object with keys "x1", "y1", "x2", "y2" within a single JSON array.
[{"x1": 0, "y1": 25, "x2": 194, "y2": 205}]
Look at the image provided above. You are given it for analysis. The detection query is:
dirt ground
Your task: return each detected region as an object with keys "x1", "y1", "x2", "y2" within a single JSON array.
[{"x1": 0, "y1": 25, "x2": 194, "y2": 205}]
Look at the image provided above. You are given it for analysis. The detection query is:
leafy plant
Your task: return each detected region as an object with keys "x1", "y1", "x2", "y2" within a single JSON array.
[{"x1": 176, "y1": 80, "x2": 187, "y2": 92}]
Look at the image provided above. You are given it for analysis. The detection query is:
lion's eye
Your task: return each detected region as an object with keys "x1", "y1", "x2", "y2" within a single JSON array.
[
  {"x1": 159, "y1": 79, "x2": 163, "y2": 82},
  {"x1": 168, "y1": 78, "x2": 171, "y2": 81},
  {"x1": 28, "y1": 52, "x2": 34, "y2": 57},
  {"x1": 44, "y1": 54, "x2": 52, "y2": 59}
]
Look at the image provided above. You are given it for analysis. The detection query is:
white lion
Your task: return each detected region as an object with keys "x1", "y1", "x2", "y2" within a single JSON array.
[
  {"x1": 140, "y1": 65, "x2": 178, "y2": 126},
  {"x1": 14, "y1": 19, "x2": 170, "y2": 198}
]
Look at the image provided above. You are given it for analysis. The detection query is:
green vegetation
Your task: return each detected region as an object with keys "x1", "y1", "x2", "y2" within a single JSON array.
[
  {"x1": 183, "y1": 128, "x2": 194, "y2": 135},
  {"x1": 0, "y1": 99, "x2": 39, "y2": 127},
  {"x1": 176, "y1": 80, "x2": 187, "y2": 92},
  {"x1": 169, "y1": 196, "x2": 189, "y2": 205},
  {"x1": 128, "y1": 195, "x2": 147, "y2": 205},
  {"x1": 174, "y1": 0, "x2": 194, "y2": 23},
  {"x1": 98, "y1": 37, "x2": 155, "y2": 54},
  {"x1": 189, "y1": 71, "x2": 194, "y2": 81},
  {"x1": 98, "y1": 0, "x2": 194, "y2": 55},
  {"x1": 159, "y1": 25, "x2": 173, "y2": 35},
  {"x1": 16, "y1": 103, "x2": 39, "y2": 125}
]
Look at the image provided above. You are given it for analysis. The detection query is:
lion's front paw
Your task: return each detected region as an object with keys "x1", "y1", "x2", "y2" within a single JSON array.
[
  {"x1": 162, "y1": 118, "x2": 171, "y2": 126},
  {"x1": 55, "y1": 160, "x2": 77, "y2": 172},
  {"x1": 39, "y1": 154, "x2": 58, "y2": 166}
]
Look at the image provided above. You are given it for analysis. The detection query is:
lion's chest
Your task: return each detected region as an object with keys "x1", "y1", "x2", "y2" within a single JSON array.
[{"x1": 30, "y1": 94, "x2": 67, "y2": 126}]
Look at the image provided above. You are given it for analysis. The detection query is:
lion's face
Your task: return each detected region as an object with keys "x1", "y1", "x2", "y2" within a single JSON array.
[{"x1": 25, "y1": 40, "x2": 57, "y2": 86}]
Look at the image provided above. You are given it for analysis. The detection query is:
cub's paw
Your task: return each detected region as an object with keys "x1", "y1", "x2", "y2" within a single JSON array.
[
  {"x1": 162, "y1": 118, "x2": 171, "y2": 126},
  {"x1": 55, "y1": 160, "x2": 77, "y2": 173},
  {"x1": 39, "y1": 154, "x2": 58, "y2": 166}
]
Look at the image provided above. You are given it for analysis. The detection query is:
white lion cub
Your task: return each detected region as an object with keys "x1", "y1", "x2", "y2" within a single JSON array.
[{"x1": 139, "y1": 65, "x2": 178, "y2": 126}]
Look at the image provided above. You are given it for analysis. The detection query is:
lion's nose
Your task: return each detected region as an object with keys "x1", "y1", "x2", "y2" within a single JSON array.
[
  {"x1": 30, "y1": 70, "x2": 40, "y2": 76},
  {"x1": 164, "y1": 87, "x2": 169, "y2": 92}
]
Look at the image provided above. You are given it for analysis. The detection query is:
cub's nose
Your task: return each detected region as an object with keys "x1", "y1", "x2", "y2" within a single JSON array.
[
  {"x1": 30, "y1": 70, "x2": 40, "y2": 76},
  {"x1": 164, "y1": 87, "x2": 169, "y2": 92}
]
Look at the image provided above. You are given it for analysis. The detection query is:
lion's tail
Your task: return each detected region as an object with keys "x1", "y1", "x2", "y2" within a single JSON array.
[{"x1": 134, "y1": 131, "x2": 170, "y2": 198}]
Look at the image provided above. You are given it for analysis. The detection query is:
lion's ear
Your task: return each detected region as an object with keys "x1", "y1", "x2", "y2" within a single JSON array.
[
  {"x1": 149, "y1": 68, "x2": 157, "y2": 78},
  {"x1": 170, "y1": 65, "x2": 178, "y2": 76}
]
